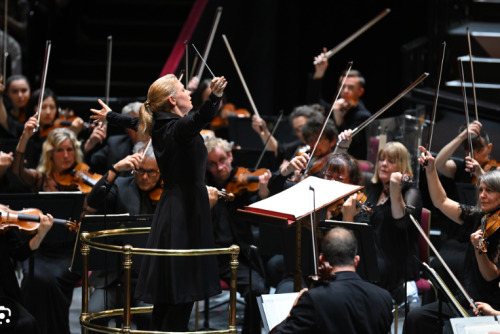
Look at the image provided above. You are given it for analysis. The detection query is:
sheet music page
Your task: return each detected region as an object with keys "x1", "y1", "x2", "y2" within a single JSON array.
[
  {"x1": 465, "y1": 323, "x2": 500, "y2": 334},
  {"x1": 261, "y1": 293, "x2": 299, "y2": 330},
  {"x1": 248, "y1": 176, "x2": 362, "y2": 219},
  {"x1": 450, "y1": 317, "x2": 498, "y2": 334}
]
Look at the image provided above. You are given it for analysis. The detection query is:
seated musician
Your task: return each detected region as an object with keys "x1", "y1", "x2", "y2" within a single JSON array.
[
  {"x1": 11, "y1": 123, "x2": 86, "y2": 334},
  {"x1": 0, "y1": 213, "x2": 53, "y2": 334},
  {"x1": 251, "y1": 105, "x2": 323, "y2": 164},
  {"x1": 341, "y1": 133, "x2": 422, "y2": 304},
  {"x1": 204, "y1": 136, "x2": 270, "y2": 334},
  {"x1": 0, "y1": 75, "x2": 31, "y2": 139},
  {"x1": 404, "y1": 149, "x2": 500, "y2": 334},
  {"x1": 431, "y1": 120, "x2": 497, "y2": 296},
  {"x1": 85, "y1": 140, "x2": 159, "y2": 331},
  {"x1": 306, "y1": 50, "x2": 371, "y2": 160},
  {"x1": 270, "y1": 227, "x2": 393, "y2": 334}
]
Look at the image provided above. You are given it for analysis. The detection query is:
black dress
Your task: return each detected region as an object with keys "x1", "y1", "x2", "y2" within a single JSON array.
[{"x1": 134, "y1": 94, "x2": 222, "y2": 304}]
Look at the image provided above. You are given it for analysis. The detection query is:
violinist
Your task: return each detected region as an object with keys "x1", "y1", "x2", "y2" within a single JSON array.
[
  {"x1": 0, "y1": 212, "x2": 53, "y2": 334},
  {"x1": 85, "y1": 140, "x2": 159, "y2": 331},
  {"x1": 342, "y1": 138, "x2": 422, "y2": 304},
  {"x1": 306, "y1": 52, "x2": 370, "y2": 160},
  {"x1": 251, "y1": 105, "x2": 323, "y2": 163},
  {"x1": 11, "y1": 125, "x2": 84, "y2": 334},
  {"x1": 205, "y1": 136, "x2": 270, "y2": 334},
  {"x1": 23, "y1": 88, "x2": 85, "y2": 168},
  {"x1": 405, "y1": 150, "x2": 500, "y2": 334},
  {"x1": 0, "y1": 74, "x2": 30, "y2": 138},
  {"x1": 87, "y1": 141, "x2": 161, "y2": 215},
  {"x1": 271, "y1": 227, "x2": 393, "y2": 334}
]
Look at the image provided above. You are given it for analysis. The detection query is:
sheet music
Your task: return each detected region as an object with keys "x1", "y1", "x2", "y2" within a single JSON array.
[
  {"x1": 451, "y1": 316, "x2": 500, "y2": 334},
  {"x1": 247, "y1": 176, "x2": 362, "y2": 219},
  {"x1": 260, "y1": 293, "x2": 299, "y2": 331}
]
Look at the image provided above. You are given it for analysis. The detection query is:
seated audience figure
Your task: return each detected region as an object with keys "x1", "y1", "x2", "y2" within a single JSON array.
[
  {"x1": 404, "y1": 149, "x2": 500, "y2": 334},
  {"x1": 84, "y1": 101, "x2": 143, "y2": 175},
  {"x1": 12, "y1": 123, "x2": 85, "y2": 334},
  {"x1": 342, "y1": 136, "x2": 422, "y2": 303},
  {"x1": 306, "y1": 49, "x2": 370, "y2": 160},
  {"x1": 205, "y1": 136, "x2": 270, "y2": 334},
  {"x1": 0, "y1": 213, "x2": 53, "y2": 334},
  {"x1": 270, "y1": 227, "x2": 393, "y2": 334},
  {"x1": 0, "y1": 74, "x2": 30, "y2": 138}
]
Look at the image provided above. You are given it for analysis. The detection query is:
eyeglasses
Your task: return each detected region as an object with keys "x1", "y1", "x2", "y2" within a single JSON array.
[{"x1": 135, "y1": 168, "x2": 160, "y2": 177}]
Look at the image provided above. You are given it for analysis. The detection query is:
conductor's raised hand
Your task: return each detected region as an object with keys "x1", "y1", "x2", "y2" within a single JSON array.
[
  {"x1": 90, "y1": 99, "x2": 112, "y2": 123},
  {"x1": 210, "y1": 76, "x2": 227, "y2": 98}
]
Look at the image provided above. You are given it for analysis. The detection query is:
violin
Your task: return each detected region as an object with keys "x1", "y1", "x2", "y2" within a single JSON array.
[
  {"x1": 328, "y1": 191, "x2": 372, "y2": 217},
  {"x1": 55, "y1": 163, "x2": 102, "y2": 194},
  {"x1": 0, "y1": 204, "x2": 78, "y2": 235},
  {"x1": 477, "y1": 208, "x2": 500, "y2": 253},
  {"x1": 39, "y1": 110, "x2": 92, "y2": 138},
  {"x1": 218, "y1": 189, "x2": 235, "y2": 201},
  {"x1": 211, "y1": 103, "x2": 250, "y2": 130},
  {"x1": 224, "y1": 167, "x2": 267, "y2": 197},
  {"x1": 149, "y1": 183, "x2": 163, "y2": 205}
]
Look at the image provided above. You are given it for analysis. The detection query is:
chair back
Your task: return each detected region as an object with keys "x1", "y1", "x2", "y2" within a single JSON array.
[{"x1": 418, "y1": 208, "x2": 431, "y2": 264}]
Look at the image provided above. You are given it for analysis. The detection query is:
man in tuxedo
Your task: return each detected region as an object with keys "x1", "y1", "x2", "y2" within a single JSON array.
[{"x1": 271, "y1": 227, "x2": 393, "y2": 334}]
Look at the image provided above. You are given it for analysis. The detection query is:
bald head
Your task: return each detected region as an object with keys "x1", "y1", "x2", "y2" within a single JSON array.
[{"x1": 321, "y1": 227, "x2": 358, "y2": 267}]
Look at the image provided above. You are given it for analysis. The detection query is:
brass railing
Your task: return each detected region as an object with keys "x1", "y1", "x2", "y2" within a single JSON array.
[{"x1": 79, "y1": 227, "x2": 239, "y2": 334}]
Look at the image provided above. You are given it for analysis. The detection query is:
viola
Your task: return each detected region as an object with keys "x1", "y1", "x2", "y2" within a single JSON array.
[
  {"x1": 224, "y1": 167, "x2": 267, "y2": 197},
  {"x1": 211, "y1": 103, "x2": 250, "y2": 130},
  {"x1": 477, "y1": 208, "x2": 500, "y2": 253},
  {"x1": 55, "y1": 162, "x2": 102, "y2": 194},
  {"x1": 0, "y1": 204, "x2": 79, "y2": 234},
  {"x1": 328, "y1": 191, "x2": 372, "y2": 217}
]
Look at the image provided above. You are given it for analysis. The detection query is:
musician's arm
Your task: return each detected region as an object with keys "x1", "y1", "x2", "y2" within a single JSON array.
[{"x1": 471, "y1": 230, "x2": 500, "y2": 281}]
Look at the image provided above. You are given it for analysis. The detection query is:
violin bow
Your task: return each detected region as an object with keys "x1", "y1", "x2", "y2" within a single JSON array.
[
  {"x1": 466, "y1": 27, "x2": 479, "y2": 121},
  {"x1": 304, "y1": 62, "x2": 353, "y2": 174},
  {"x1": 191, "y1": 43, "x2": 216, "y2": 78},
  {"x1": 458, "y1": 58, "x2": 474, "y2": 169},
  {"x1": 350, "y1": 72, "x2": 429, "y2": 137},
  {"x1": 105, "y1": 35, "x2": 112, "y2": 105},
  {"x1": 422, "y1": 42, "x2": 446, "y2": 166},
  {"x1": 142, "y1": 138, "x2": 152, "y2": 158},
  {"x1": 34, "y1": 40, "x2": 52, "y2": 133},
  {"x1": 254, "y1": 110, "x2": 284, "y2": 170},
  {"x1": 2, "y1": 0, "x2": 8, "y2": 83},
  {"x1": 409, "y1": 215, "x2": 478, "y2": 316},
  {"x1": 194, "y1": 7, "x2": 223, "y2": 81},
  {"x1": 184, "y1": 40, "x2": 189, "y2": 87},
  {"x1": 313, "y1": 8, "x2": 391, "y2": 65},
  {"x1": 221, "y1": 34, "x2": 262, "y2": 119}
]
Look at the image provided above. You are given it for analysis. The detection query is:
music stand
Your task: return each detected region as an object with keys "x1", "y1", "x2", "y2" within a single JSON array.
[
  {"x1": 70, "y1": 214, "x2": 153, "y2": 272},
  {"x1": 318, "y1": 220, "x2": 380, "y2": 283}
]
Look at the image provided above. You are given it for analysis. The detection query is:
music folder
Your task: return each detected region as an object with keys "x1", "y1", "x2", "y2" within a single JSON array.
[{"x1": 257, "y1": 292, "x2": 299, "y2": 333}]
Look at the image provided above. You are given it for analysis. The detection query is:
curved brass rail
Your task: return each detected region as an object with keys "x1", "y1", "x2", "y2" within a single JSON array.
[{"x1": 79, "y1": 227, "x2": 240, "y2": 334}]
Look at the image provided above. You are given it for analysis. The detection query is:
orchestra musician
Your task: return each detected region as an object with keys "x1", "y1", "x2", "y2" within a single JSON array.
[
  {"x1": 0, "y1": 212, "x2": 54, "y2": 334},
  {"x1": 404, "y1": 149, "x2": 500, "y2": 334},
  {"x1": 11, "y1": 125, "x2": 85, "y2": 334},
  {"x1": 205, "y1": 136, "x2": 270, "y2": 334},
  {"x1": 0, "y1": 74, "x2": 31, "y2": 138},
  {"x1": 342, "y1": 138, "x2": 422, "y2": 303},
  {"x1": 270, "y1": 227, "x2": 393, "y2": 334},
  {"x1": 251, "y1": 104, "x2": 323, "y2": 164},
  {"x1": 90, "y1": 74, "x2": 228, "y2": 331},
  {"x1": 307, "y1": 51, "x2": 370, "y2": 160},
  {"x1": 85, "y1": 140, "x2": 160, "y2": 332}
]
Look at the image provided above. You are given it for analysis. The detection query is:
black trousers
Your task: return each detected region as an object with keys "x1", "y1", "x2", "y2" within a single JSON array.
[{"x1": 151, "y1": 302, "x2": 194, "y2": 331}]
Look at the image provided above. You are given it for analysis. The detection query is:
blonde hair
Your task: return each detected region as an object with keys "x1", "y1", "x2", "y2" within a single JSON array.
[
  {"x1": 204, "y1": 136, "x2": 232, "y2": 154},
  {"x1": 138, "y1": 74, "x2": 178, "y2": 138},
  {"x1": 371, "y1": 141, "x2": 412, "y2": 184},
  {"x1": 38, "y1": 127, "x2": 83, "y2": 174}
]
